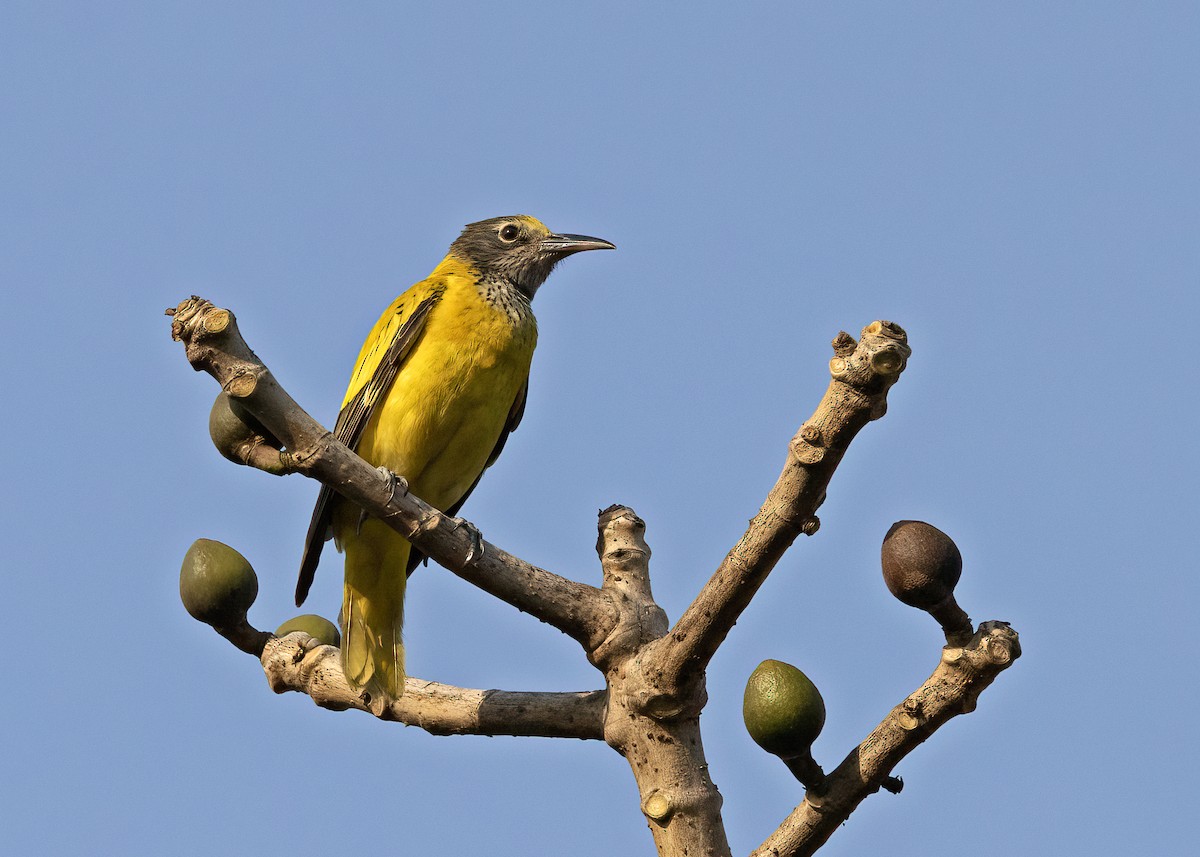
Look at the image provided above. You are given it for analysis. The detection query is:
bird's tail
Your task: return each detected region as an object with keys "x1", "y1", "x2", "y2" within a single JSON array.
[{"x1": 340, "y1": 521, "x2": 409, "y2": 705}]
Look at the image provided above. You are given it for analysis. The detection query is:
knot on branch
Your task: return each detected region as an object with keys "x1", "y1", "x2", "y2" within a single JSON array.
[{"x1": 263, "y1": 633, "x2": 358, "y2": 710}]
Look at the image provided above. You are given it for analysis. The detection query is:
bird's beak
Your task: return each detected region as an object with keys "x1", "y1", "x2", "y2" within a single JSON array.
[{"x1": 540, "y1": 233, "x2": 616, "y2": 257}]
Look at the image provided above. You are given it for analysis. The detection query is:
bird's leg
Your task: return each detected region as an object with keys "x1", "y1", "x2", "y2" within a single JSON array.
[
  {"x1": 356, "y1": 467, "x2": 411, "y2": 535},
  {"x1": 449, "y1": 516, "x2": 485, "y2": 566}
]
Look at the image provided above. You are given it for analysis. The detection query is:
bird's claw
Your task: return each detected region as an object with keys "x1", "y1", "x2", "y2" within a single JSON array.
[
  {"x1": 357, "y1": 468, "x2": 410, "y2": 535},
  {"x1": 377, "y1": 466, "x2": 410, "y2": 502},
  {"x1": 450, "y1": 516, "x2": 485, "y2": 565}
]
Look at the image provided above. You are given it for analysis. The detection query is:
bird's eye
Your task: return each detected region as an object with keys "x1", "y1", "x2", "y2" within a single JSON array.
[{"x1": 498, "y1": 224, "x2": 521, "y2": 242}]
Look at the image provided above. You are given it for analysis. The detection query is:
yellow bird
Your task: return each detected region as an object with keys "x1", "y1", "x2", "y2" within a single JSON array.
[{"x1": 295, "y1": 215, "x2": 613, "y2": 704}]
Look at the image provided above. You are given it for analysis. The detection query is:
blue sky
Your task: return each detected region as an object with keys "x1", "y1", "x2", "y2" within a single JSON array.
[{"x1": 2, "y1": 3, "x2": 1196, "y2": 855}]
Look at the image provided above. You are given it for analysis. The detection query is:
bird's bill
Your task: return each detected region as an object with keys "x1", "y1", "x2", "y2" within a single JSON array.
[{"x1": 540, "y1": 233, "x2": 616, "y2": 256}]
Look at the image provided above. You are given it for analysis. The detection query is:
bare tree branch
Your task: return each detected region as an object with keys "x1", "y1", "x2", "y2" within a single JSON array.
[
  {"x1": 752, "y1": 621, "x2": 1022, "y2": 857},
  {"x1": 167, "y1": 297, "x2": 618, "y2": 648},
  {"x1": 650, "y1": 323, "x2": 911, "y2": 692},
  {"x1": 262, "y1": 634, "x2": 606, "y2": 739}
]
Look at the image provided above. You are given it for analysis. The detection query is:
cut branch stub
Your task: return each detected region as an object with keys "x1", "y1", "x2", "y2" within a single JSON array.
[
  {"x1": 591, "y1": 505, "x2": 667, "y2": 671},
  {"x1": 881, "y1": 521, "x2": 973, "y2": 646}
]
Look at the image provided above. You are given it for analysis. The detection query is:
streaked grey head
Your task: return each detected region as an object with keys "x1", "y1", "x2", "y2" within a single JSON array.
[{"x1": 449, "y1": 215, "x2": 614, "y2": 300}]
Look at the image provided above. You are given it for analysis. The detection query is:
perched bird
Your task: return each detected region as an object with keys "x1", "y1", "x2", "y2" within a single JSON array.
[{"x1": 296, "y1": 215, "x2": 613, "y2": 704}]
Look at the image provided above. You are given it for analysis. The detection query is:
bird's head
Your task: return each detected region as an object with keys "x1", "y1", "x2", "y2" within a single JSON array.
[{"x1": 449, "y1": 215, "x2": 614, "y2": 300}]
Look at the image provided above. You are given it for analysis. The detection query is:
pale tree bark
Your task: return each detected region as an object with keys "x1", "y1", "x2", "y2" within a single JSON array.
[{"x1": 168, "y1": 297, "x2": 1020, "y2": 857}]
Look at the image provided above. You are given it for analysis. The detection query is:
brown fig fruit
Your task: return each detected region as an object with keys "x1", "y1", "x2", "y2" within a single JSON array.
[
  {"x1": 881, "y1": 521, "x2": 972, "y2": 645},
  {"x1": 881, "y1": 520, "x2": 961, "y2": 609}
]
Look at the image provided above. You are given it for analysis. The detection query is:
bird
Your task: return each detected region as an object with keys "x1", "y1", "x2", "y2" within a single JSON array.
[{"x1": 295, "y1": 215, "x2": 614, "y2": 705}]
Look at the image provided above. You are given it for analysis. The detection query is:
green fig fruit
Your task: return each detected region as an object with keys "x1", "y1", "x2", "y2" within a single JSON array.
[
  {"x1": 208, "y1": 392, "x2": 282, "y2": 464},
  {"x1": 180, "y1": 538, "x2": 257, "y2": 628},
  {"x1": 276, "y1": 614, "x2": 341, "y2": 648},
  {"x1": 743, "y1": 659, "x2": 826, "y2": 758}
]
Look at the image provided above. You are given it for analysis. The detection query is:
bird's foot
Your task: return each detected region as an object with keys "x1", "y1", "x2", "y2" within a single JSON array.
[
  {"x1": 449, "y1": 516, "x2": 485, "y2": 566},
  {"x1": 356, "y1": 468, "x2": 411, "y2": 535},
  {"x1": 377, "y1": 466, "x2": 410, "y2": 501}
]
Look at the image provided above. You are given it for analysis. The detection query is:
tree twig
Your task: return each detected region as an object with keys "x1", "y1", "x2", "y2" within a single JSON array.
[{"x1": 262, "y1": 634, "x2": 606, "y2": 739}]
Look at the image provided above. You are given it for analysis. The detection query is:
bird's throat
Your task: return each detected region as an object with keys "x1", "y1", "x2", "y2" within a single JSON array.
[{"x1": 477, "y1": 275, "x2": 537, "y2": 325}]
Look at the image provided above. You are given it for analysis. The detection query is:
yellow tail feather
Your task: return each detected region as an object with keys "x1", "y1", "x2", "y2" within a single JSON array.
[{"x1": 340, "y1": 521, "x2": 409, "y2": 704}]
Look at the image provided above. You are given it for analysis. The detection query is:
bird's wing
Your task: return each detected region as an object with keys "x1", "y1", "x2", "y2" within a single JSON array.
[
  {"x1": 405, "y1": 377, "x2": 528, "y2": 576},
  {"x1": 294, "y1": 291, "x2": 442, "y2": 606}
]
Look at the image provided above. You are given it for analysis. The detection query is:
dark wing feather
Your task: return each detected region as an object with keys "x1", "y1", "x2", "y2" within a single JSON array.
[
  {"x1": 294, "y1": 294, "x2": 440, "y2": 606},
  {"x1": 405, "y1": 378, "x2": 529, "y2": 576}
]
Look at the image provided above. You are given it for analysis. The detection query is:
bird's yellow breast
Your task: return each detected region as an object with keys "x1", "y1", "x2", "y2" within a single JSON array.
[{"x1": 344, "y1": 256, "x2": 537, "y2": 513}]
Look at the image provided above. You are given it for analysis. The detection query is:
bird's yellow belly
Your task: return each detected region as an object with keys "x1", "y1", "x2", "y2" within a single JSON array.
[{"x1": 355, "y1": 305, "x2": 534, "y2": 512}]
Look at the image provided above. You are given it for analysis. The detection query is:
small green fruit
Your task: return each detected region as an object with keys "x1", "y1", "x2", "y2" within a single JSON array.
[
  {"x1": 276, "y1": 614, "x2": 341, "y2": 648},
  {"x1": 743, "y1": 659, "x2": 826, "y2": 758},
  {"x1": 180, "y1": 539, "x2": 257, "y2": 628},
  {"x1": 208, "y1": 392, "x2": 282, "y2": 464}
]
